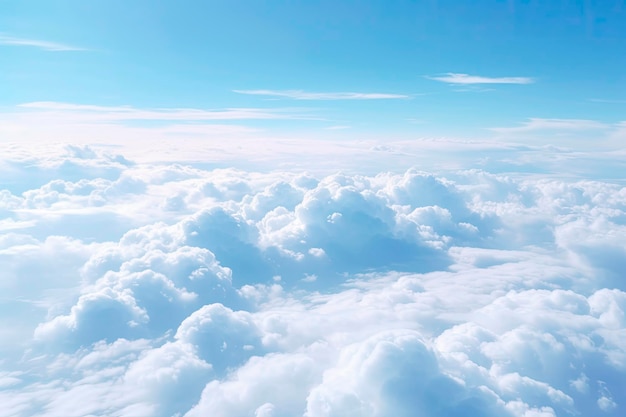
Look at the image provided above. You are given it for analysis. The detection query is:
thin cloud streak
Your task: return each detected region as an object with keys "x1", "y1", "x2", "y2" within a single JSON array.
[
  {"x1": 18, "y1": 102, "x2": 313, "y2": 121},
  {"x1": 427, "y1": 73, "x2": 534, "y2": 85},
  {"x1": 324, "y1": 125, "x2": 351, "y2": 130},
  {"x1": 490, "y1": 118, "x2": 611, "y2": 133},
  {"x1": 589, "y1": 98, "x2": 626, "y2": 104},
  {"x1": 234, "y1": 89, "x2": 410, "y2": 100},
  {"x1": 0, "y1": 35, "x2": 85, "y2": 51}
]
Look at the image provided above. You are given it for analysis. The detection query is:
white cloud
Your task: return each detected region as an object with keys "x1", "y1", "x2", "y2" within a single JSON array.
[
  {"x1": 589, "y1": 98, "x2": 626, "y2": 104},
  {"x1": 3, "y1": 103, "x2": 625, "y2": 177},
  {"x1": 486, "y1": 118, "x2": 626, "y2": 150},
  {"x1": 184, "y1": 352, "x2": 321, "y2": 417},
  {"x1": 234, "y1": 89, "x2": 410, "y2": 100},
  {"x1": 427, "y1": 73, "x2": 534, "y2": 85},
  {"x1": 0, "y1": 35, "x2": 85, "y2": 51},
  {"x1": 18, "y1": 101, "x2": 311, "y2": 121},
  {"x1": 1, "y1": 150, "x2": 626, "y2": 417},
  {"x1": 305, "y1": 330, "x2": 507, "y2": 417},
  {"x1": 598, "y1": 396, "x2": 617, "y2": 412},
  {"x1": 491, "y1": 118, "x2": 611, "y2": 133},
  {"x1": 175, "y1": 303, "x2": 263, "y2": 374},
  {"x1": 324, "y1": 125, "x2": 351, "y2": 130}
]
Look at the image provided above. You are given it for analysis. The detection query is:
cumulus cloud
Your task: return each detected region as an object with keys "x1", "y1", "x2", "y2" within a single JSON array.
[
  {"x1": 1, "y1": 148, "x2": 625, "y2": 417},
  {"x1": 305, "y1": 330, "x2": 507, "y2": 417}
]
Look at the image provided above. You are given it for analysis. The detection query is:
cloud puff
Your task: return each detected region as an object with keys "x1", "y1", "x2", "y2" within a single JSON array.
[
  {"x1": 175, "y1": 303, "x2": 264, "y2": 374},
  {"x1": 33, "y1": 224, "x2": 238, "y2": 351},
  {"x1": 305, "y1": 330, "x2": 506, "y2": 417},
  {"x1": 2, "y1": 149, "x2": 626, "y2": 417}
]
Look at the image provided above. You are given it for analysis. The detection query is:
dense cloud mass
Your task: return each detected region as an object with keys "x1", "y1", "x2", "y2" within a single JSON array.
[{"x1": 1, "y1": 145, "x2": 625, "y2": 417}]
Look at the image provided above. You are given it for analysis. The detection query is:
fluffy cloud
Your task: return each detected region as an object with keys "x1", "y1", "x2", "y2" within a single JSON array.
[
  {"x1": 1, "y1": 148, "x2": 625, "y2": 417},
  {"x1": 304, "y1": 330, "x2": 506, "y2": 417}
]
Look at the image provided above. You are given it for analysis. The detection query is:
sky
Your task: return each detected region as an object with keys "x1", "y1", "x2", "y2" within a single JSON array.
[
  {"x1": 2, "y1": 0, "x2": 626, "y2": 145},
  {"x1": 1, "y1": 1, "x2": 626, "y2": 417}
]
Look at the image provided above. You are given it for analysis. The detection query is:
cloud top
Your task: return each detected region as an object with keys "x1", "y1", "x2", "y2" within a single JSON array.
[{"x1": 1, "y1": 148, "x2": 625, "y2": 417}]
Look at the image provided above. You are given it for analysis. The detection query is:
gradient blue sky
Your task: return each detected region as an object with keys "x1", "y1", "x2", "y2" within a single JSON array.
[{"x1": 2, "y1": 0, "x2": 626, "y2": 139}]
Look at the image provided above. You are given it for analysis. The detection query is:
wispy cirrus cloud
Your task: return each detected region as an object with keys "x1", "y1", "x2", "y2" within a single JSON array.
[
  {"x1": 18, "y1": 101, "x2": 311, "y2": 121},
  {"x1": 233, "y1": 89, "x2": 410, "y2": 100},
  {"x1": 0, "y1": 35, "x2": 85, "y2": 51},
  {"x1": 323, "y1": 124, "x2": 351, "y2": 130},
  {"x1": 490, "y1": 118, "x2": 610, "y2": 133},
  {"x1": 589, "y1": 98, "x2": 626, "y2": 104},
  {"x1": 488, "y1": 117, "x2": 625, "y2": 149},
  {"x1": 427, "y1": 73, "x2": 534, "y2": 85}
]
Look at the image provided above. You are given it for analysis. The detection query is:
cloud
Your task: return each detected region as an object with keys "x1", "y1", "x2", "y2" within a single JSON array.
[
  {"x1": 427, "y1": 73, "x2": 534, "y2": 85},
  {"x1": 0, "y1": 104, "x2": 327, "y2": 166},
  {"x1": 18, "y1": 101, "x2": 311, "y2": 121},
  {"x1": 233, "y1": 89, "x2": 410, "y2": 100},
  {"x1": 175, "y1": 303, "x2": 264, "y2": 374},
  {"x1": 487, "y1": 118, "x2": 626, "y2": 150},
  {"x1": 3, "y1": 103, "x2": 625, "y2": 177},
  {"x1": 589, "y1": 98, "x2": 626, "y2": 104},
  {"x1": 0, "y1": 35, "x2": 85, "y2": 51},
  {"x1": 186, "y1": 352, "x2": 320, "y2": 417},
  {"x1": 1, "y1": 149, "x2": 626, "y2": 417},
  {"x1": 490, "y1": 118, "x2": 611, "y2": 133}
]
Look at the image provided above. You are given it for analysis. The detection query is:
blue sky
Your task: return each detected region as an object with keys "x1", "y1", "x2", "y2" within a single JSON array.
[{"x1": 2, "y1": 0, "x2": 626, "y2": 139}]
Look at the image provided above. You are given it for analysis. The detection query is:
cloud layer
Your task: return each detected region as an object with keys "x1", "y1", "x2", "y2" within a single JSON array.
[{"x1": 1, "y1": 146, "x2": 625, "y2": 417}]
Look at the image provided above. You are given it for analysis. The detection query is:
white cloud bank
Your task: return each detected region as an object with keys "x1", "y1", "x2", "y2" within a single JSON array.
[{"x1": 1, "y1": 146, "x2": 625, "y2": 417}]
